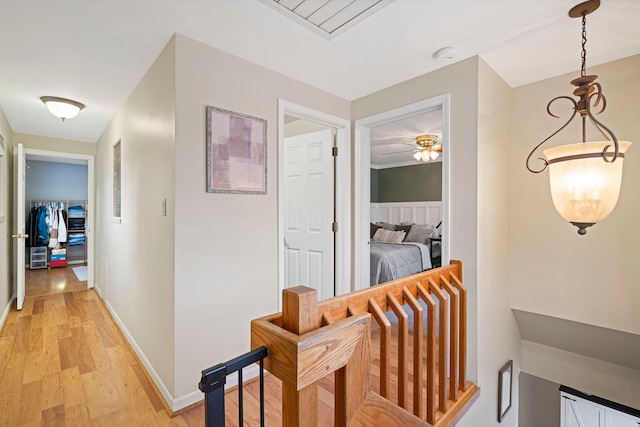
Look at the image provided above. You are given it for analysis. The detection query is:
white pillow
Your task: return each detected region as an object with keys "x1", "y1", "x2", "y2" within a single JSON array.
[
  {"x1": 373, "y1": 228, "x2": 406, "y2": 243},
  {"x1": 404, "y1": 224, "x2": 435, "y2": 244}
]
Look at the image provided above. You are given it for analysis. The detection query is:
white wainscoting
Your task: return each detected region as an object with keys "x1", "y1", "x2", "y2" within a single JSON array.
[{"x1": 370, "y1": 201, "x2": 442, "y2": 226}]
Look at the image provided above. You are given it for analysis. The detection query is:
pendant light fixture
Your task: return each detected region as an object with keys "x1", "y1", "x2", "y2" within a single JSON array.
[
  {"x1": 40, "y1": 96, "x2": 85, "y2": 121},
  {"x1": 525, "y1": 0, "x2": 632, "y2": 235}
]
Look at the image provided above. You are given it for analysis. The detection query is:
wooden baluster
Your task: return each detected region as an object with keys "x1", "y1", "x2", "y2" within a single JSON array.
[
  {"x1": 281, "y1": 287, "x2": 320, "y2": 427},
  {"x1": 440, "y1": 277, "x2": 459, "y2": 402},
  {"x1": 417, "y1": 283, "x2": 437, "y2": 425},
  {"x1": 450, "y1": 273, "x2": 467, "y2": 392},
  {"x1": 368, "y1": 299, "x2": 391, "y2": 398},
  {"x1": 403, "y1": 288, "x2": 423, "y2": 419},
  {"x1": 428, "y1": 278, "x2": 449, "y2": 414},
  {"x1": 387, "y1": 293, "x2": 408, "y2": 409},
  {"x1": 334, "y1": 316, "x2": 371, "y2": 426}
]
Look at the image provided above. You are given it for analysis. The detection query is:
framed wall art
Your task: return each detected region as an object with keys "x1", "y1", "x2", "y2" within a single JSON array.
[
  {"x1": 498, "y1": 359, "x2": 513, "y2": 422},
  {"x1": 206, "y1": 106, "x2": 267, "y2": 194}
]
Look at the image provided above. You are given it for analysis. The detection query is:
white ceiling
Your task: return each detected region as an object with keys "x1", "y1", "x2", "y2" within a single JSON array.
[
  {"x1": 370, "y1": 108, "x2": 442, "y2": 167},
  {"x1": 1, "y1": 0, "x2": 639, "y2": 143}
]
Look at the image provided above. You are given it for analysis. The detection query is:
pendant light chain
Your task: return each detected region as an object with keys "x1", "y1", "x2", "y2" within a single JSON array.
[{"x1": 581, "y1": 13, "x2": 587, "y2": 77}]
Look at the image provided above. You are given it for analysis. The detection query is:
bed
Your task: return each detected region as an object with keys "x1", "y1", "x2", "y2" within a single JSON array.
[
  {"x1": 369, "y1": 201, "x2": 442, "y2": 286},
  {"x1": 370, "y1": 240, "x2": 432, "y2": 286}
]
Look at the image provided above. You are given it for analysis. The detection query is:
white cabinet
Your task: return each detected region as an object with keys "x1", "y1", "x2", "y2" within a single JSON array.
[
  {"x1": 607, "y1": 411, "x2": 640, "y2": 427},
  {"x1": 561, "y1": 390, "x2": 640, "y2": 427}
]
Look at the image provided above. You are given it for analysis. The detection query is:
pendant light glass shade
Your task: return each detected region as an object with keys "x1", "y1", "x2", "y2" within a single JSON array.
[{"x1": 543, "y1": 141, "x2": 631, "y2": 233}]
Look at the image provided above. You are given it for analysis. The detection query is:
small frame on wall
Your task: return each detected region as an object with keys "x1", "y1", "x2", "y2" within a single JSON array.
[
  {"x1": 498, "y1": 359, "x2": 513, "y2": 422},
  {"x1": 206, "y1": 106, "x2": 267, "y2": 194}
]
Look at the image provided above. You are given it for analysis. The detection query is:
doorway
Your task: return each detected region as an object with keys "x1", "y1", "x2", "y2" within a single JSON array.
[
  {"x1": 21, "y1": 148, "x2": 95, "y2": 302},
  {"x1": 354, "y1": 95, "x2": 451, "y2": 290},
  {"x1": 277, "y1": 100, "x2": 351, "y2": 306}
]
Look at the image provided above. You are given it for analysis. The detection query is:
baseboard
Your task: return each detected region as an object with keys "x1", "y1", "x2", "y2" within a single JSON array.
[
  {"x1": 0, "y1": 296, "x2": 15, "y2": 330},
  {"x1": 93, "y1": 282, "x2": 103, "y2": 298},
  {"x1": 171, "y1": 355, "x2": 261, "y2": 412},
  {"x1": 104, "y1": 299, "x2": 176, "y2": 412},
  {"x1": 101, "y1": 296, "x2": 262, "y2": 414}
]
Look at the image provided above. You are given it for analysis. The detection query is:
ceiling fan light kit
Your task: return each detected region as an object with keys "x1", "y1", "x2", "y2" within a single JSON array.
[
  {"x1": 414, "y1": 134, "x2": 441, "y2": 162},
  {"x1": 525, "y1": 0, "x2": 632, "y2": 235}
]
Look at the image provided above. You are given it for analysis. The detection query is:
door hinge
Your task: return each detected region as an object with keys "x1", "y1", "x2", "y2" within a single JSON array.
[
  {"x1": 332, "y1": 222, "x2": 338, "y2": 232},
  {"x1": 332, "y1": 146, "x2": 338, "y2": 157}
]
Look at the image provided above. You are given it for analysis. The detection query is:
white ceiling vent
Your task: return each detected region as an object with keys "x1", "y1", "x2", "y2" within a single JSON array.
[{"x1": 258, "y1": 0, "x2": 395, "y2": 40}]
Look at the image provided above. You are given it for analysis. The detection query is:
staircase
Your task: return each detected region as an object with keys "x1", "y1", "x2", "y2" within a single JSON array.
[{"x1": 251, "y1": 260, "x2": 479, "y2": 426}]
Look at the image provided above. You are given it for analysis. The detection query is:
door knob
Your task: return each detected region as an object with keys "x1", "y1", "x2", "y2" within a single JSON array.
[{"x1": 11, "y1": 234, "x2": 29, "y2": 239}]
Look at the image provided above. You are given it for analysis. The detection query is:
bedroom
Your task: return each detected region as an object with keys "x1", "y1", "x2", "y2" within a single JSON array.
[{"x1": 368, "y1": 106, "x2": 445, "y2": 287}]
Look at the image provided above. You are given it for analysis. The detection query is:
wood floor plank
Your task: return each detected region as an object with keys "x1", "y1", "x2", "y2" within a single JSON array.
[
  {"x1": 41, "y1": 403, "x2": 66, "y2": 427},
  {"x1": 42, "y1": 371, "x2": 64, "y2": 410},
  {"x1": 19, "y1": 380, "x2": 42, "y2": 425},
  {"x1": 61, "y1": 367, "x2": 85, "y2": 409},
  {"x1": 63, "y1": 404, "x2": 91, "y2": 427}
]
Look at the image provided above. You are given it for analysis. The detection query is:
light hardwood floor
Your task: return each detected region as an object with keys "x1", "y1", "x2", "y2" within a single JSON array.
[
  {"x1": 1, "y1": 267, "x2": 439, "y2": 426},
  {"x1": 0, "y1": 267, "x2": 204, "y2": 426}
]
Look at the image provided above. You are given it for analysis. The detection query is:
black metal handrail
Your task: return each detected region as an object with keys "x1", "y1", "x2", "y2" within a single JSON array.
[{"x1": 199, "y1": 346, "x2": 269, "y2": 427}]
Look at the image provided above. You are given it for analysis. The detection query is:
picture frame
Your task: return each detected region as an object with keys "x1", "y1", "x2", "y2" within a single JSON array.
[
  {"x1": 498, "y1": 359, "x2": 513, "y2": 422},
  {"x1": 206, "y1": 106, "x2": 267, "y2": 194}
]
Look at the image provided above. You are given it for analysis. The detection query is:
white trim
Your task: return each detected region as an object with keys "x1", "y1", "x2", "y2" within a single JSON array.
[
  {"x1": 277, "y1": 99, "x2": 351, "y2": 307},
  {"x1": 171, "y1": 364, "x2": 262, "y2": 411},
  {"x1": 0, "y1": 296, "x2": 15, "y2": 330},
  {"x1": 371, "y1": 158, "x2": 442, "y2": 170},
  {"x1": 23, "y1": 148, "x2": 96, "y2": 290},
  {"x1": 105, "y1": 300, "x2": 175, "y2": 410},
  {"x1": 370, "y1": 201, "x2": 442, "y2": 226},
  {"x1": 93, "y1": 282, "x2": 103, "y2": 299},
  {"x1": 354, "y1": 95, "x2": 451, "y2": 291}
]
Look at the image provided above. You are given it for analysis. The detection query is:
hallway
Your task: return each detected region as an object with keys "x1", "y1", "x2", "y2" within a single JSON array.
[{"x1": 0, "y1": 267, "x2": 204, "y2": 426}]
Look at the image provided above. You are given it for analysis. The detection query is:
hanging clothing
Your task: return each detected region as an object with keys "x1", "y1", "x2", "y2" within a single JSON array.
[
  {"x1": 36, "y1": 205, "x2": 50, "y2": 246},
  {"x1": 49, "y1": 207, "x2": 59, "y2": 248},
  {"x1": 57, "y1": 207, "x2": 67, "y2": 243}
]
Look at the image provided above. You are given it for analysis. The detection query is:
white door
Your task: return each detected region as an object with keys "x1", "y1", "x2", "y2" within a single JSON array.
[
  {"x1": 562, "y1": 394, "x2": 605, "y2": 427},
  {"x1": 12, "y1": 143, "x2": 26, "y2": 310},
  {"x1": 284, "y1": 129, "x2": 334, "y2": 300}
]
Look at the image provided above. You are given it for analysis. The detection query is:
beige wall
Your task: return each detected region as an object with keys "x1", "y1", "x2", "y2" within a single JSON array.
[
  {"x1": 509, "y1": 55, "x2": 640, "y2": 405},
  {"x1": 474, "y1": 58, "x2": 521, "y2": 425},
  {"x1": 172, "y1": 34, "x2": 350, "y2": 403},
  {"x1": 352, "y1": 57, "x2": 520, "y2": 427},
  {"x1": 0, "y1": 108, "x2": 14, "y2": 319},
  {"x1": 14, "y1": 133, "x2": 97, "y2": 156},
  {"x1": 95, "y1": 37, "x2": 177, "y2": 399}
]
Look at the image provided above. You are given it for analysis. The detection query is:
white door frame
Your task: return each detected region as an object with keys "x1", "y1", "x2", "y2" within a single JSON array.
[
  {"x1": 277, "y1": 99, "x2": 351, "y2": 306},
  {"x1": 354, "y1": 95, "x2": 451, "y2": 291},
  {"x1": 23, "y1": 148, "x2": 95, "y2": 289}
]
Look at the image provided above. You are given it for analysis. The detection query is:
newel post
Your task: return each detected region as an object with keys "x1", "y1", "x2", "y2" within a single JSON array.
[{"x1": 282, "y1": 286, "x2": 320, "y2": 427}]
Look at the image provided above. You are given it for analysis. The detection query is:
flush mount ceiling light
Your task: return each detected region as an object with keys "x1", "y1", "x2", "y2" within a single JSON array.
[
  {"x1": 413, "y1": 135, "x2": 442, "y2": 162},
  {"x1": 40, "y1": 96, "x2": 85, "y2": 121},
  {"x1": 525, "y1": 0, "x2": 632, "y2": 236}
]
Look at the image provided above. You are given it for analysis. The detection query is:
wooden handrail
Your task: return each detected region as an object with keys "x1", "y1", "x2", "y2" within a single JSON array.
[{"x1": 251, "y1": 261, "x2": 479, "y2": 426}]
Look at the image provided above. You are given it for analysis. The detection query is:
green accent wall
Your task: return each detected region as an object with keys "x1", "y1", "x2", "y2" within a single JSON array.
[
  {"x1": 371, "y1": 162, "x2": 442, "y2": 202},
  {"x1": 370, "y1": 168, "x2": 379, "y2": 202}
]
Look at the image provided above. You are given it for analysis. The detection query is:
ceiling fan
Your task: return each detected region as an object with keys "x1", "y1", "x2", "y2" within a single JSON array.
[{"x1": 381, "y1": 134, "x2": 442, "y2": 162}]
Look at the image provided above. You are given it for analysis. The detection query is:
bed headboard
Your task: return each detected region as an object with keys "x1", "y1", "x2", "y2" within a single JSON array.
[{"x1": 370, "y1": 201, "x2": 441, "y2": 227}]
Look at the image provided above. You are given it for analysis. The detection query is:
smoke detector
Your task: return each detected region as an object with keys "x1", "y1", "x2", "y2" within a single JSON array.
[{"x1": 434, "y1": 47, "x2": 457, "y2": 61}]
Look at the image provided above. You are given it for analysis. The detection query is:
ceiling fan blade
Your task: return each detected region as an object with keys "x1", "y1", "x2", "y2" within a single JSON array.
[{"x1": 380, "y1": 150, "x2": 414, "y2": 155}]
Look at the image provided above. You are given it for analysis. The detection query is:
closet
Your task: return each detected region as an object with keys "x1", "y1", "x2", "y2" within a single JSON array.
[{"x1": 27, "y1": 199, "x2": 87, "y2": 268}]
